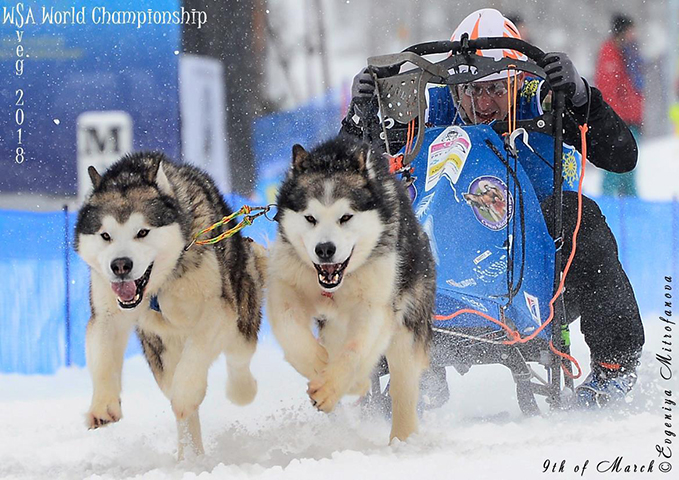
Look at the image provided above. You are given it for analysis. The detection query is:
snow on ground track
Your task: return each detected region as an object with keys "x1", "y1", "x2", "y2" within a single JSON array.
[{"x1": 0, "y1": 318, "x2": 676, "y2": 479}]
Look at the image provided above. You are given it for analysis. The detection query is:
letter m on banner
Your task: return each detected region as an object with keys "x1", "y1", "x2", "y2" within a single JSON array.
[{"x1": 77, "y1": 111, "x2": 133, "y2": 201}]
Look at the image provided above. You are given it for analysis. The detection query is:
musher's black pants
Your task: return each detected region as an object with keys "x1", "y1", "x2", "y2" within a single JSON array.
[{"x1": 541, "y1": 192, "x2": 645, "y2": 368}]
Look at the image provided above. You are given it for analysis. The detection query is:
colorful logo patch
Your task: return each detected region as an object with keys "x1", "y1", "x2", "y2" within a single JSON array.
[
  {"x1": 562, "y1": 148, "x2": 578, "y2": 188},
  {"x1": 520, "y1": 78, "x2": 540, "y2": 100},
  {"x1": 524, "y1": 291, "x2": 542, "y2": 326},
  {"x1": 464, "y1": 176, "x2": 514, "y2": 231},
  {"x1": 425, "y1": 126, "x2": 471, "y2": 192}
]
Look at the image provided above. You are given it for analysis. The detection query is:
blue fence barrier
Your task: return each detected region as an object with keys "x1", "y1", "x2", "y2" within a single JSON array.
[
  {"x1": 252, "y1": 94, "x2": 343, "y2": 205},
  {"x1": 1, "y1": 196, "x2": 678, "y2": 374}
]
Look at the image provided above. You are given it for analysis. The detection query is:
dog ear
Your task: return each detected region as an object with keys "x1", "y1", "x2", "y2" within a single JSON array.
[
  {"x1": 355, "y1": 147, "x2": 366, "y2": 172},
  {"x1": 292, "y1": 144, "x2": 309, "y2": 172},
  {"x1": 356, "y1": 144, "x2": 378, "y2": 180},
  {"x1": 355, "y1": 143, "x2": 373, "y2": 173},
  {"x1": 146, "y1": 159, "x2": 161, "y2": 183},
  {"x1": 147, "y1": 160, "x2": 173, "y2": 196},
  {"x1": 87, "y1": 166, "x2": 102, "y2": 189},
  {"x1": 154, "y1": 162, "x2": 174, "y2": 197}
]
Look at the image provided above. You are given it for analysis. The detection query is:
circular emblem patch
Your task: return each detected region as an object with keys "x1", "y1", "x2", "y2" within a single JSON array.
[{"x1": 463, "y1": 176, "x2": 514, "y2": 231}]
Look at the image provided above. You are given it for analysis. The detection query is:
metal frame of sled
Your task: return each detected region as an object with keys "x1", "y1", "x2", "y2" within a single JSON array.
[{"x1": 363, "y1": 36, "x2": 575, "y2": 415}]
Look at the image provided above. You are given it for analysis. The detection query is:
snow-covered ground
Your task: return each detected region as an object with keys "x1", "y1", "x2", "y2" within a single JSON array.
[{"x1": 1, "y1": 317, "x2": 676, "y2": 480}]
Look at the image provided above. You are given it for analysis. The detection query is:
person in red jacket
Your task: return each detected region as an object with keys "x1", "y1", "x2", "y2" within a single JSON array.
[{"x1": 595, "y1": 14, "x2": 644, "y2": 196}]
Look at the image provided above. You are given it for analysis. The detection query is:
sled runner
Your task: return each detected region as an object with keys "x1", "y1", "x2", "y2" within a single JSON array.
[{"x1": 362, "y1": 36, "x2": 584, "y2": 415}]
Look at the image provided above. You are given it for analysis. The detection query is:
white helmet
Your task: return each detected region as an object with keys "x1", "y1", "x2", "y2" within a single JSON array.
[{"x1": 451, "y1": 8, "x2": 527, "y2": 81}]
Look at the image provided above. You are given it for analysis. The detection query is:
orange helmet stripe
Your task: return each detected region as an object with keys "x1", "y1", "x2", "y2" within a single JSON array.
[
  {"x1": 471, "y1": 15, "x2": 482, "y2": 39},
  {"x1": 505, "y1": 21, "x2": 520, "y2": 37}
]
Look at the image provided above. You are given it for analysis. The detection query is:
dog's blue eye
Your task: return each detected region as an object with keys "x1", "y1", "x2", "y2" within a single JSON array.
[
  {"x1": 304, "y1": 215, "x2": 317, "y2": 225},
  {"x1": 339, "y1": 214, "x2": 353, "y2": 224},
  {"x1": 136, "y1": 229, "x2": 150, "y2": 239},
  {"x1": 101, "y1": 232, "x2": 111, "y2": 241}
]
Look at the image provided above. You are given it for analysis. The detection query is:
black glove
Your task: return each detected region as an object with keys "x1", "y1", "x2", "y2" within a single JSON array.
[
  {"x1": 539, "y1": 52, "x2": 588, "y2": 107},
  {"x1": 342, "y1": 68, "x2": 379, "y2": 139},
  {"x1": 351, "y1": 68, "x2": 376, "y2": 100},
  {"x1": 342, "y1": 66, "x2": 400, "y2": 141}
]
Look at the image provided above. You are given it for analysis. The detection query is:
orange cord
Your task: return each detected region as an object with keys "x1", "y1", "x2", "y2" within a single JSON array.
[
  {"x1": 434, "y1": 122, "x2": 590, "y2": 379},
  {"x1": 405, "y1": 119, "x2": 415, "y2": 156},
  {"x1": 505, "y1": 66, "x2": 518, "y2": 135},
  {"x1": 512, "y1": 69, "x2": 519, "y2": 129},
  {"x1": 507, "y1": 74, "x2": 513, "y2": 133},
  {"x1": 550, "y1": 340, "x2": 582, "y2": 379},
  {"x1": 599, "y1": 361, "x2": 622, "y2": 370},
  {"x1": 434, "y1": 308, "x2": 522, "y2": 343}
]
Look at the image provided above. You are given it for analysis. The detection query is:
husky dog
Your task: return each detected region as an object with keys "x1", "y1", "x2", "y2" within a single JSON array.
[
  {"x1": 268, "y1": 137, "x2": 436, "y2": 442},
  {"x1": 75, "y1": 152, "x2": 265, "y2": 459}
]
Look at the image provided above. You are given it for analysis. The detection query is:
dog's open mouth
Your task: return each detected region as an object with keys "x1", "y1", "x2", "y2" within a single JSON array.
[
  {"x1": 111, "y1": 263, "x2": 153, "y2": 309},
  {"x1": 314, "y1": 255, "x2": 351, "y2": 291}
]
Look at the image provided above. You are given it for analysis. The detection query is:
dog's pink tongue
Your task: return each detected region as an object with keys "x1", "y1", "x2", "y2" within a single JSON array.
[{"x1": 111, "y1": 281, "x2": 136, "y2": 301}]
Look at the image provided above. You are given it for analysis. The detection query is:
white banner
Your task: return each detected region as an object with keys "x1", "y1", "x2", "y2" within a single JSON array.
[
  {"x1": 179, "y1": 54, "x2": 230, "y2": 194},
  {"x1": 76, "y1": 110, "x2": 133, "y2": 202}
]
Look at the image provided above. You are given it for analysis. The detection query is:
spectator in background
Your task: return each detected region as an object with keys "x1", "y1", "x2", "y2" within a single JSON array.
[
  {"x1": 595, "y1": 14, "x2": 644, "y2": 197},
  {"x1": 670, "y1": 72, "x2": 679, "y2": 136}
]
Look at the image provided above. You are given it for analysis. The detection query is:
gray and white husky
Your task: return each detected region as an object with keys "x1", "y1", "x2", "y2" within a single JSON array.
[
  {"x1": 75, "y1": 152, "x2": 265, "y2": 459},
  {"x1": 268, "y1": 137, "x2": 436, "y2": 442}
]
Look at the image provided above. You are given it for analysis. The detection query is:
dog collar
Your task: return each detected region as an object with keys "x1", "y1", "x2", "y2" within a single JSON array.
[{"x1": 321, "y1": 291, "x2": 334, "y2": 300}]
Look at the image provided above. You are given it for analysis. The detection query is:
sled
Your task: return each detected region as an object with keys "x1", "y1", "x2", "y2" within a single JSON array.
[{"x1": 362, "y1": 36, "x2": 581, "y2": 415}]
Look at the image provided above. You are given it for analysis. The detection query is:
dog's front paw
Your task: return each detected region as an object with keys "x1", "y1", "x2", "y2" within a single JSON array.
[
  {"x1": 86, "y1": 397, "x2": 122, "y2": 429},
  {"x1": 307, "y1": 371, "x2": 346, "y2": 413}
]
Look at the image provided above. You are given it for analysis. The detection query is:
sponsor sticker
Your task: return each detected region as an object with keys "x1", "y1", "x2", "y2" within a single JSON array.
[
  {"x1": 473, "y1": 250, "x2": 491, "y2": 265},
  {"x1": 473, "y1": 256, "x2": 507, "y2": 283},
  {"x1": 461, "y1": 295, "x2": 488, "y2": 313},
  {"x1": 464, "y1": 176, "x2": 514, "y2": 231},
  {"x1": 445, "y1": 278, "x2": 477, "y2": 288},
  {"x1": 425, "y1": 126, "x2": 471, "y2": 192},
  {"x1": 524, "y1": 291, "x2": 542, "y2": 326}
]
